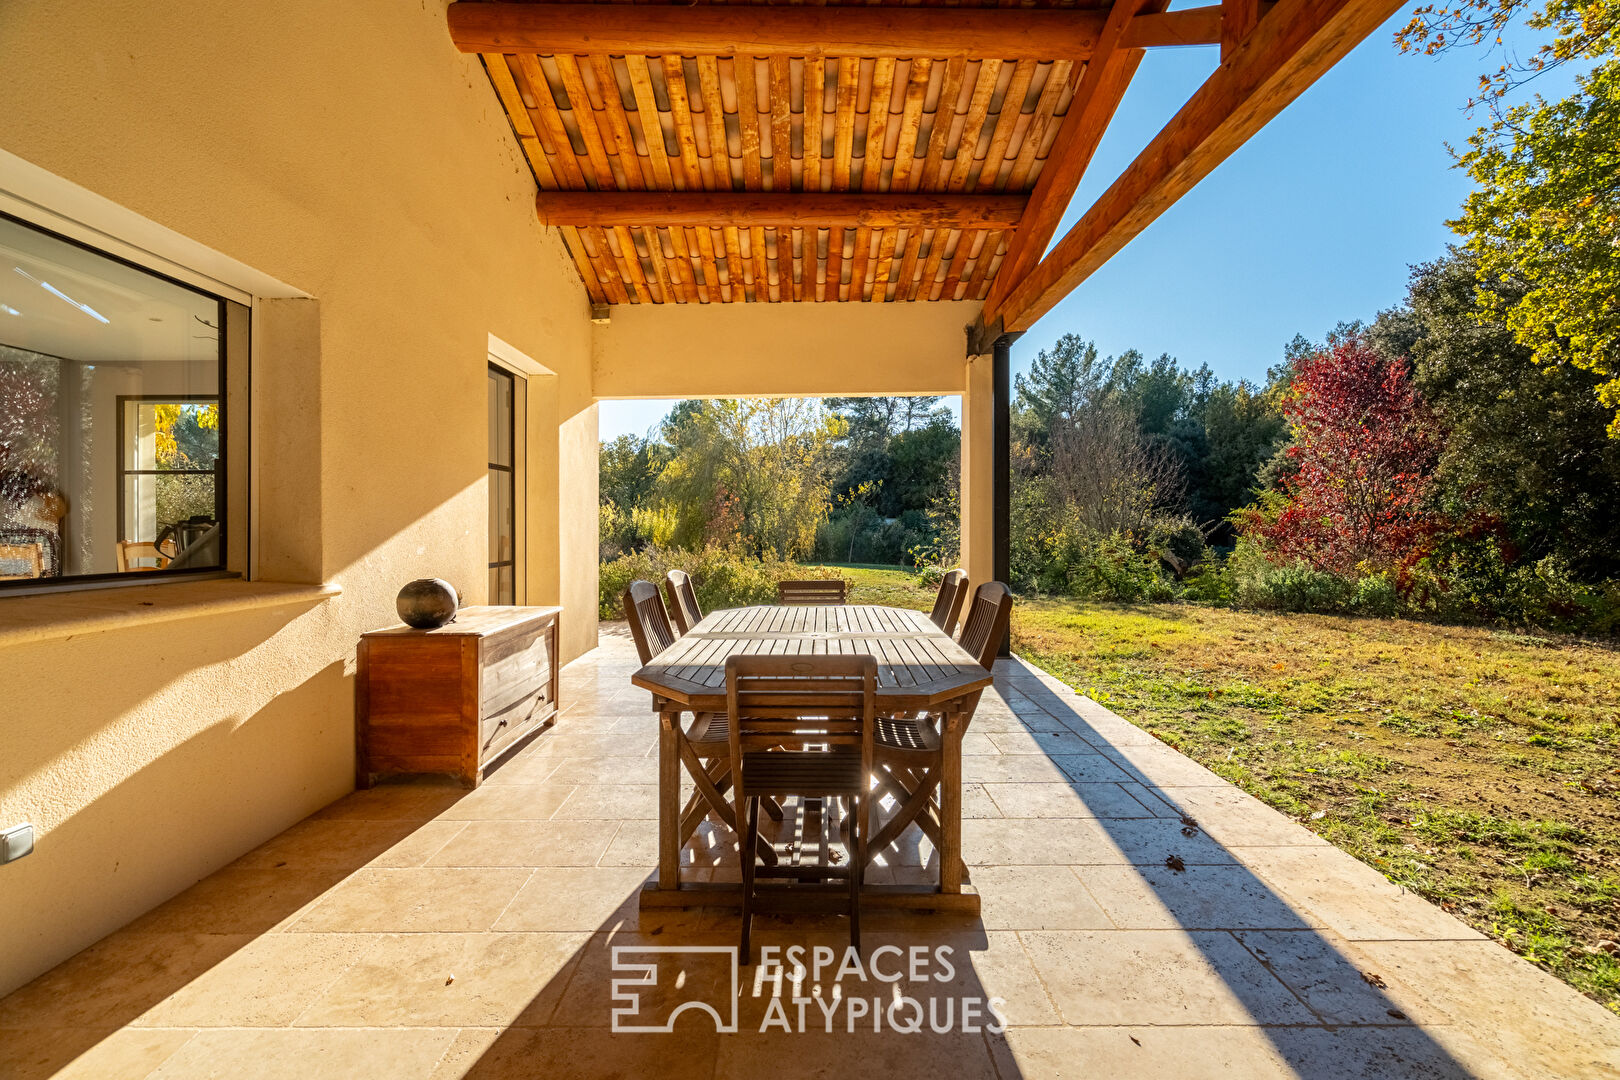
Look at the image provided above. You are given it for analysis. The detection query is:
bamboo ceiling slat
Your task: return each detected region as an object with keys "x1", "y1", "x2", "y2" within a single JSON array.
[{"x1": 474, "y1": 0, "x2": 1127, "y2": 304}]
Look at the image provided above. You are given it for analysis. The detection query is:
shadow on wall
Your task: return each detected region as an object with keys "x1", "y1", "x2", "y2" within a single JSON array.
[{"x1": 0, "y1": 600, "x2": 348, "y2": 997}]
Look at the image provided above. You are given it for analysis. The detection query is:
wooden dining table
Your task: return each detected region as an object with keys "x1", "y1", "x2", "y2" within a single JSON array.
[{"x1": 631, "y1": 603, "x2": 993, "y2": 914}]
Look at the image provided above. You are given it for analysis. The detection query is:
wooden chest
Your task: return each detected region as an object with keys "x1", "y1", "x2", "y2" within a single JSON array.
[{"x1": 356, "y1": 605, "x2": 561, "y2": 787}]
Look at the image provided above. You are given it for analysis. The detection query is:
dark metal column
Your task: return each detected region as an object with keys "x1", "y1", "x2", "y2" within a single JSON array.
[{"x1": 992, "y1": 334, "x2": 1015, "y2": 657}]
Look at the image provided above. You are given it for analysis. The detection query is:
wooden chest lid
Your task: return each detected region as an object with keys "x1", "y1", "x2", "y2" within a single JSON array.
[{"x1": 362, "y1": 605, "x2": 561, "y2": 639}]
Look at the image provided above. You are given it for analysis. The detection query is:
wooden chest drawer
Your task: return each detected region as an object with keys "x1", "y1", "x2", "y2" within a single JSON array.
[{"x1": 357, "y1": 605, "x2": 561, "y2": 787}]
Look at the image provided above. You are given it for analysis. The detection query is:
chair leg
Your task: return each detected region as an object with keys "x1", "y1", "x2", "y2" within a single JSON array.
[
  {"x1": 849, "y1": 790, "x2": 864, "y2": 954},
  {"x1": 740, "y1": 796, "x2": 760, "y2": 966}
]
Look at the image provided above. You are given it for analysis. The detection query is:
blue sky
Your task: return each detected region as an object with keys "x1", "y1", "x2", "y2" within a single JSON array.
[{"x1": 600, "y1": 12, "x2": 1559, "y2": 440}]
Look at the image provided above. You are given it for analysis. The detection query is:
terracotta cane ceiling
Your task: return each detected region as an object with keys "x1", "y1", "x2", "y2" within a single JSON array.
[
  {"x1": 452, "y1": 0, "x2": 1401, "y2": 328},
  {"x1": 456, "y1": 0, "x2": 1123, "y2": 305}
]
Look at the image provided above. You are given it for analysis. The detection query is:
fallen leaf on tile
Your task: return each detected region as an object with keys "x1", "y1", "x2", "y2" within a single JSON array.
[
  {"x1": 1387, "y1": 1009, "x2": 1407, "y2": 1020},
  {"x1": 1362, "y1": 971, "x2": 1387, "y2": 989},
  {"x1": 1165, "y1": 854, "x2": 1186, "y2": 873}
]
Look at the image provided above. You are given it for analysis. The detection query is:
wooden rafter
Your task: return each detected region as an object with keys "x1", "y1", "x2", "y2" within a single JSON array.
[
  {"x1": 984, "y1": 0, "x2": 1166, "y2": 317},
  {"x1": 1222, "y1": 0, "x2": 1263, "y2": 58},
  {"x1": 449, "y1": 2, "x2": 1240, "y2": 60},
  {"x1": 535, "y1": 193, "x2": 1028, "y2": 231},
  {"x1": 981, "y1": 0, "x2": 1405, "y2": 338}
]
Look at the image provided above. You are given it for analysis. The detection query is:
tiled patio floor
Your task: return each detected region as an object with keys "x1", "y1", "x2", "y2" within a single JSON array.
[{"x1": 3, "y1": 626, "x2": 1617, "y2": 1079}]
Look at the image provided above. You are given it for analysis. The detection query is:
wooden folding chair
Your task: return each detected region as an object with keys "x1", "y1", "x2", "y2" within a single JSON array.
[
  {"x1": 727, "y1": 653, "x2": 875, "y2": 962},
  {"x1": 869, "y1": 581, "x2": 1013, "y2": 870},
  {"x1": 776, "y1": 579, "x2": 846, "y2": 605},
  {"x1": 928, "y1": 568, "x2": 968, "y2": 635},
  {"x1": 664, "y1": 569, "x2": 703, "y2": 635},
  {"x1": 956, "y1": 581, "x2": 1014, "y2": 671},
  {"x1": 623, "y1": 581, "x2": 778, "y2": 864}
]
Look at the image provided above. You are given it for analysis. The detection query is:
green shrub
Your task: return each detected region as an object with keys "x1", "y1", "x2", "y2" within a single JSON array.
[
  {"x1": 598, "y1": 546, "x2": 846, "y2": 620},
  {"x1": 1067, "y1": 533, "x2": 1179, "y2": 603},
  {"x1": 1181, "y1": 553, "x2": 1233, "y2": 606},
  {"x1": 1351, "y1": 571, "x2": 1402, "y2": 617},
  {"x1": 1229, "y1": 540, "x2": 1353, "y2": 612}
]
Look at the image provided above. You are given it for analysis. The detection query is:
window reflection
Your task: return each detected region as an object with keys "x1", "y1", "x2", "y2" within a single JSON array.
[{"x1": 0, "y1": 214, "x2": 225, "y2": 583}]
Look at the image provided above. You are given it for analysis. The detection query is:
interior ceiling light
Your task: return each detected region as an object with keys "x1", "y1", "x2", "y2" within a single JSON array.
[
  {"x1": 13, "y1": 266, "x2": 109, "y2": 324},
  {"x1": 0, "y1": 303, "x2": 19, "y2": 316}
]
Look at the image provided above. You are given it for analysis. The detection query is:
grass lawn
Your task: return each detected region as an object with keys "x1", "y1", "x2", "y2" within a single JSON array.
[
  {"x1": 804, "y1": 563, "x2": 937, "y2": 610},
  {"x1": 1014, "y1": 599, "x2": 1620, "y2": 1013}
]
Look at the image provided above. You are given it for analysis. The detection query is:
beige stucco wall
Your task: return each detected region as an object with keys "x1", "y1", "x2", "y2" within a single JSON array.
[
  {"x1": 593, "y1": 300, "x2": 982, "y2": 399},
  {"x1": 960, "y1": 353, "x2": 996, "y2": 592},
  {"x1": 0, "y1": 0, "x2": 597, "y2": 994}
]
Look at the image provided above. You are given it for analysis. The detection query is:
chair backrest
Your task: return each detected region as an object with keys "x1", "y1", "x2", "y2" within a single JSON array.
[
  {"x1": 0, "y1": 542, "x2": 45, "y2": 580},
  {"x1": 957, "y1": 581, "x2": 1013, "y2": 671},
  {"x1": 724, "y1": 654, "x2": 876, "y2": 804},
  {"x1": 623, "y1": 580, "x2": 677, "y2": 665},
  {"x1": 115, "y1": 540, "x2": 168, "y2": 573},
  {"x1": 777, "y1": 579, "x2": 846, "y2": 606},
  {"x1": 664, "y1": 569, "x2": 703, "y2": 635},
  {"x1": 928, "y1": 568, "x2": 969, "y2": 634}
]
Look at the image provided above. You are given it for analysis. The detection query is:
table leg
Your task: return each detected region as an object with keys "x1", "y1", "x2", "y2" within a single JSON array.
[
  {"x1": 658, "y1": 708, "x2": 681, "y2": 891},
  {"x1": 939, "y1": 708, "x2": 964, "y2": 894}
]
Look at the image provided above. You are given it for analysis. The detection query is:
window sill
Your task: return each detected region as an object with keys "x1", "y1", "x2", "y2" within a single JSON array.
[{"x1": 0, "y1": 578, "x2": 342, "y2": 648}]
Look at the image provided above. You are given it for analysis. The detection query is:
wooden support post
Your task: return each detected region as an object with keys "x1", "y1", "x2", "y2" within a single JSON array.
[{"x1": 992, "y1": 335, "x2": 1015, "y2": 657}]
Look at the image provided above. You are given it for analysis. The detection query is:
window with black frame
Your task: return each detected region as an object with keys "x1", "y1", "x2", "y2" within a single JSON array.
[
  {"x1": 0, "y1": 213, "x2": 237, "y2": 587},
  {"x1": 488, "y1": 364, "x2": 516, "y2": 604}
]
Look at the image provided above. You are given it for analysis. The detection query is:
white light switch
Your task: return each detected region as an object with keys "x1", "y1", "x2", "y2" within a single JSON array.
[{"x1": 1, "y1": 823, "x2": 34, "y2": 864}]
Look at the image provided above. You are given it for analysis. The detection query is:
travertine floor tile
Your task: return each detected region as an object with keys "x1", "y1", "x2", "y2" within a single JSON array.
[
  {"x1": 426, "y1": 819, "x2": 619, "y2": 867},
  {"x1": 1079, "y1": 865, "x2": 1316, "y2": 931},
  {"x1": 290, "y1": 868, "x2": 532, "y2": 933},
  {"x1": 146, "y1": 1027, "x2": 460, "y2": 1080},
  {"x1": 1151, "y1": 785, "x2": 1329, "y2": 847},
  {"x1": 970, "y1": 866, "x2": 1115, "y2": 931},
  {"x1": 452, "y1": 1025, "x2": 719, "y2": 1080},
  {"x1": 294, "y1": 932, "x2": 588, "y2": 1028},
  {"x1": 125, "y1": 868, "x2": 348, "y2": 935},
  {"x1": 716, "y1": 1030, "x2": 999, "y2": 1079},
  {"x1": 1353, "y1": 938, "x2": 1620, "y2": 1079},
  {"x1": 0, "y1": 1026, "x2": 198, "y2": 1080},
  {"x1": 982, "y1": 782, "x2": 1160, "y2": 819},
  {"x1": 1020, "y1": 929, "x2": 1316, "y2": 1026},
  {"x1": 435, "y1": 783, "x2": 575, "y2": 821},
  {"x1": 229, "y1": 818, "x2": 428, "y2": 871},
  {"x1": 0, "y1": 932, "x2": 250, "y2": 1030},
  {"x1": 135, "y1": 933, "x2": 373, "y2": 1027},
  {"x1": 312, "y1": 782, "x2": 466, "y2": 822},
  {"x1": 1234, "y1": 846, "x2": 1484, "y2": 942},
  {"x1": 551, "y1": 783, "x2": 658, "y2": 820},
  {"x1": 989, "y1": 1024, "x2": 1295, "y2": 1080},
  {"x1": 493, "y1": 866, "x2": 655, "y2": 931}
]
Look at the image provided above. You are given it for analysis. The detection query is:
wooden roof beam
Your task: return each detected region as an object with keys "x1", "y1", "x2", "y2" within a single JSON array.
[
  {"x1": 980, "y1": 0, "x2": 1405, "y2": 341},
  {"x1": 985, "y1": 0, "x2": 1167, "y2": 318},
  {"x1": 536, "y1": 192, "x2": 1029, "y2": 230},
  {"x1": 450, "y1": 2, "x2": 1247, "y2": 60}
]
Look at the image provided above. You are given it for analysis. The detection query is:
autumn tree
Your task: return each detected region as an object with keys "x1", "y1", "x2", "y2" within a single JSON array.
[
  {"x1": 1399, "y1": 0, "x2": 1620, "y2": 433},
  {"x1": 1243, "y1": 337, "x2": 1443, "y2": 574}
]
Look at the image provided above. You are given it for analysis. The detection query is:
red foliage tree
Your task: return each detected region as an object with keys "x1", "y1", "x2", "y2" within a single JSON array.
[{"x1": 1245, "y1": 337, "x2": 1443, "y2": 575}]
